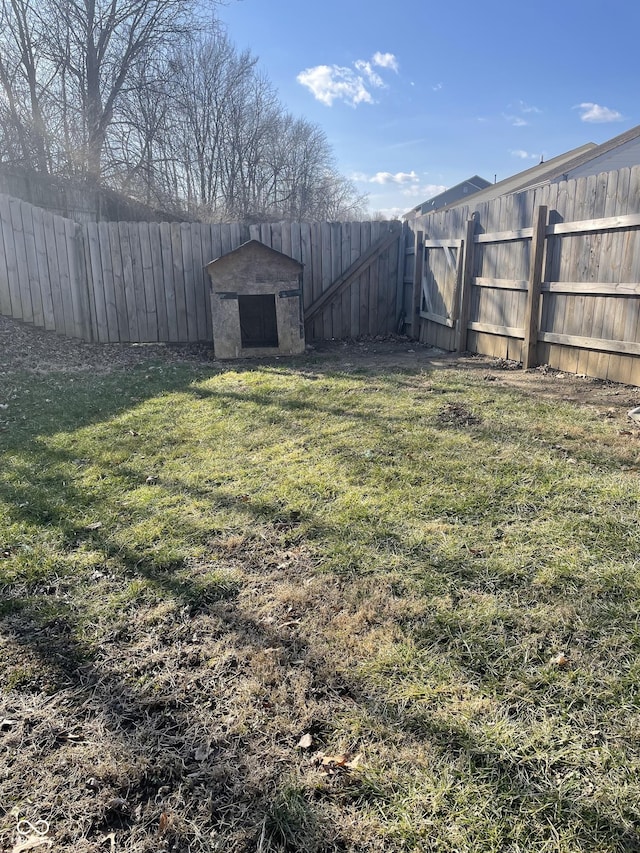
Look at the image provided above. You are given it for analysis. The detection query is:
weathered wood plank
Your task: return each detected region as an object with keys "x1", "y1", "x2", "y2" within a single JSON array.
[
  {"x1": 423, "y1": 238, "x2": 463, "y2": 248},
  {"x1": 170, "y1": 223, "x2": 188, "y2": 341},
  {"x1": 32, "y1": 207, "x2": 56, "y2": 331},
  {"x1": 468, "y1": 321, "x2": 525, "y2": 338},
  {"x1": 109, "y1": 223, "x2": 129, "y2": 342},
  {"x1": 160, "y1": 222, "x2": 177, "y2": 342},
  {"x1": 541, "y1": 281, "x2": 640, "y2": 295},
  {"x1": 180, "y1": 221, "x2": 198, "y2": 342},
  {"x1": 189, "y1": 224, "x2": 207, "y2": 341},
  {"x1": 474, "y1": 277, "x2": 529, "y2": 290},
  {"x1": 0, "y1": 196, "x2": 14, "y2": 317},
  {"x1": 539, "y1": 331, "x2": 640, "y2": 356},
  {"x1": 127, "y1": 222, "x2": 148, "y2": 341},
  {"x1": 9, "y1": 198, "x2": 31, "y2": 322},
  {"x1": 320, "y1": 222, "x2": 332, "y2": 337},
  {"x1": 420, "y1": 310, "x2": 455, "y2": 327},
  {"x1": 21, "y1": 202, "x2": 44, "y2": 328},
  {"x1": 97, "y1": 223, "x2": 118, "y2": 341},
  {"x1": 42, "y1": 210, "x2": 64, "y2": 333},
  {"x1": 359, "y1": 222, "x2": 371, "y2": 337},
  {"x1": 199, "y1": 222, "x2": 214, "y2": 341},
  {"x1": 340, "y1": 221, "x2": 352, "y2": 338},
  {"x1": 118, "y1": 222, "x2": 138, "y2": 341},
  {"x1": 54, "y1": 215, "x2": 74, "y2": 336},
  {"x1": 546, "y1": 211, "x2": 640, "y2": 236},
  {"x1": 474, "y1": 227, "x2": 533, "y2": 243},
  {"x1": 149, "y1": 223, "x2": 169, "y2": 343},
  {"x1": 86, "y1": 223, "x2": 108, "y2": 342},
  {"x1": 138, "y1": 222, "x2": 158, "y2": 341}
]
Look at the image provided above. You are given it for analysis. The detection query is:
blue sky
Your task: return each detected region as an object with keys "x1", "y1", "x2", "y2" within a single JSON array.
[{"x1": 216, "y1": 0, "x2": 639, "y2": 218}]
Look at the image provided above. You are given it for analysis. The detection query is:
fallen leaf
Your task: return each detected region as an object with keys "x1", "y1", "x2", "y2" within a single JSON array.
[
  {"x1": 297, "y1": 733, "x2": 313, "y2": 749},
  {"x1": 158, "y1": 813, "x2": 170, "y2": 835},
  {"x1": 321, "y1": 754, "x2": 348, "y2": 766},
  {"x1": 346, "y1": 753, "x2": 363, "y2": 769},
  {"x1": 85, "y1": 521, "x2": 103, "y2": 530},
  {"x1": 552, "y1": 652, "x2": 569, "y2": 667}
]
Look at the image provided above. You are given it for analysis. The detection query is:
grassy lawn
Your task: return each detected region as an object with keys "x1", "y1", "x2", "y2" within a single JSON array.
[{"x1": 1, "y1": 351, "x2": 640, "y2": 852}]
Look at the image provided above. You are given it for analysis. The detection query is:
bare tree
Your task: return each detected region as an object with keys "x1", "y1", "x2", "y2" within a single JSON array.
[{"x1": 0, "y1": 3, "x2": 368, "y2": 221}]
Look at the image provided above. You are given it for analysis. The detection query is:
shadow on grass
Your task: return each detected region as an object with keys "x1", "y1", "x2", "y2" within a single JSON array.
[{"x1": 1, "y1": 352, "x2": 639, "y2": 851}]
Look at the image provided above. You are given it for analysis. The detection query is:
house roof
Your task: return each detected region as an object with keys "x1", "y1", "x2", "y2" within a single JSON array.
[
  {"x1": 412, "y1": 123, "x2": 640, "y2": 218},
  {"x1": 406, "y1": 175, "x2": 492, "y2": 219},
  {"x1": 417, "y1": 144, "x2": 597, "y2": 218}
]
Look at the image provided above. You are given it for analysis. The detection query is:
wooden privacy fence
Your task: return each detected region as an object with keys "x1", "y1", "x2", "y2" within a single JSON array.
[
  {"x1": 407, "y1": 165, "x2": 640, "y2": 385},
  {"x1": 0, "y1": 194, "x2": 90, "y2": 340},
  {"x1": 0, "y1": 194, "x2": 405, "y2": 346}
]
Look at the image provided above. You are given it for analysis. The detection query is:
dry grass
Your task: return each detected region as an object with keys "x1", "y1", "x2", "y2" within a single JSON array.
[{"x1": 1, "y1": 340, "x2": 640, "y2": 852}]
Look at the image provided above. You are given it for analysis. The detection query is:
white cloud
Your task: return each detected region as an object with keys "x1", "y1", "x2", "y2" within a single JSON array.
[
  {"x1": 577, "y1": 102, "x2": 623, "y2": 123},
  {"x1": 432, "y1": 82, "x2": 443, "y2": 92},
  {"x1": 510, "y1": 149, "x2": 538, "y2": 160},
  {"x1": 504, "y1": 100, "x2": 542, "y2": 126},
  {"x1": 354, "y1": 60, "x2": 384, "y2": 88},
  {"x1": 296, "y1": 65, "x2": 374, "y2": 107},
  {"x1": 351, "y1": 170, "x2": 419, "y2": 186},
  {"x1": 372, "y1": 52, "x2": 399, "y2": 72},
  {"x1": 402, "y1": 182, "x2": 447, "y2": 199},
  {"x1": 370, "y1": 170, "x2": 419, "y2": 185},
  {"x1": 297, "y1": 52, "x2": 398, "y2": 107}
]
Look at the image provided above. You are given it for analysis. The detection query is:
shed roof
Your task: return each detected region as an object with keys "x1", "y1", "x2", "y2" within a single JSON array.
[{"x1": 206, "y1": 239, "x2": 303, "y2": 272}]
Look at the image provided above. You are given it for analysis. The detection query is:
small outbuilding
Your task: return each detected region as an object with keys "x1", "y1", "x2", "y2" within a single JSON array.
[{"x1": 206, "y1": 240, "x2": 305, "y2": 360}]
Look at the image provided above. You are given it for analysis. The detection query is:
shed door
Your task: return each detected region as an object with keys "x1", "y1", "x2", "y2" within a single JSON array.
[{"x1": 238, "y1": 294, "x2": 279, "y2": 348}]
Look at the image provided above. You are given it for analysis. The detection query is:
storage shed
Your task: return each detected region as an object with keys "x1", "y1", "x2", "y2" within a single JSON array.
[{"x1": 206, "y1": 240, "x2": 305, "y2": 359}]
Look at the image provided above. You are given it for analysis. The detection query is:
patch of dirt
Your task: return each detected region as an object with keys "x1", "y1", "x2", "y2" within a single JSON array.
[
  {"x1": 1, "y1": 313, "x2": 639, "y2": 418},
  {"x1": 436, "y1": 402, "x2": 482, "y2": 428},
  {"x1": 0, "y1": 314, "x2": 214, "y2": 374}
]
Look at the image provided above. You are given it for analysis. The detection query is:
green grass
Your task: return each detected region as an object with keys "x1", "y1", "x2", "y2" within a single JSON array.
[{"x1": 1, "y1": 354, "x2": 640, "y2": 852}]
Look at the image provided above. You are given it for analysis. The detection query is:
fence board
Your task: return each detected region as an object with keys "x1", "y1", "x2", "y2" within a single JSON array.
[
  {"x1": 170, "y1": 223, "x2": 188, "y2": 341},
  {"x1": 110, "y1": 223, "x2": 130, "y2": 342},
  {"x1": 96, "y1": 223, "x2": 117, "y2": 341},
  {"x1": 180, "y1": 222, "x2": 197, "y2": 341},
  {"x1": 159, "y1": 223, "x2": 177, "y2": 342},
  {"x1": 149, "y1": 223, "x2": 169, "y2": 342},
  {"x1": 21, "y1": 202, "x2": 44, "y2": 328},
  {"x1": 32, "y1": 207, "x2": 55, "y2": 331},
  {"x1": 54, "y1": 215, "x2": 74, "y2": 336},
  {"x1": 9, "y1": 198, "x2": 30, "y2": 322}
]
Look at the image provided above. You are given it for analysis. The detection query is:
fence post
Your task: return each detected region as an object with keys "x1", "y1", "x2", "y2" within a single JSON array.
[
  {"x1": 455, "y1": 216, "x2": 477, "y2": 352},
  {"x1": 522, "y1": 205, "x2": 548, "y2": 369},
  {"x1": 409, "y1": 228, "x2": 423, "y2": 339}
]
